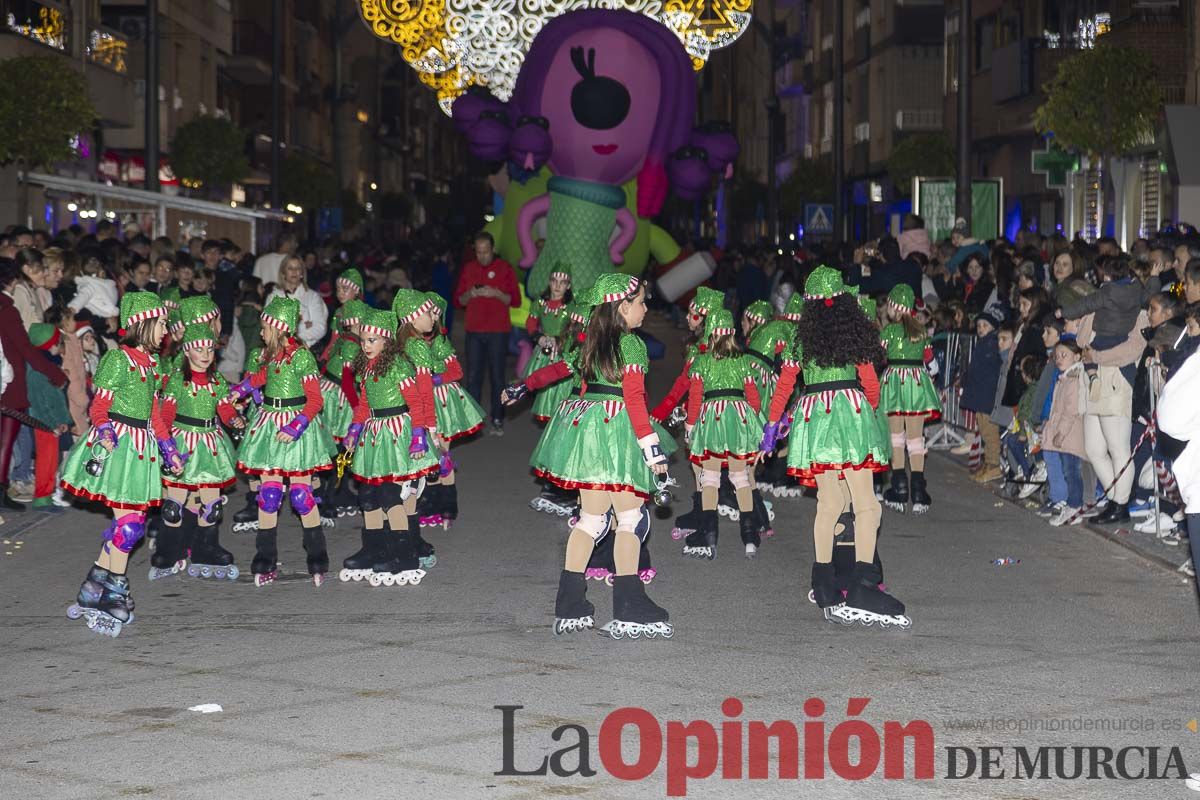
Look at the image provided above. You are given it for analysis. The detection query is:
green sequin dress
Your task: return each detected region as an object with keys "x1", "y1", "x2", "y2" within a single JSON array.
[
  {"x1": 530, "y1": 334, "x2": 658, "y2": 498},
  {"x1": 527, "y1": 177, "x2": 626, "y2": 297},
  {"x1": 524, "y1": 298, "x2": 570, "y2": 380},
  {"x1": 319, "y1": 331, "x2": 360, "y2": 442},
  {"x1": 746, "y1": 320, "x2": 793, "y2": 400},
  {"x1": 687, "y1": 353, "x2": 765, "y2": 465},
  {"x1": 428, "y1": 334, "x2": 485, "y2": 440},
  {"x1": 350, "y1": 354, "x2": 441, "y2": 484},
  {"x1": 161, "y1": 371, "x2": 238, "y2": 490},
  {"x1": 60, "y1": 347, "x2": 166, "y2": 510},
  {"x1": 879, "y1": 324, "x2": 941, "y2": 418},
  {"x1": 236, "y1": 345, "x2": 335, "y2": 476}
]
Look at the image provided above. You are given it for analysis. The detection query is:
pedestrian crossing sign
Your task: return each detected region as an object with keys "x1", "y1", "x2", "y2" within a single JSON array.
[{"x1": 805, "y1": 203, "x2": 834, "y2": 235}]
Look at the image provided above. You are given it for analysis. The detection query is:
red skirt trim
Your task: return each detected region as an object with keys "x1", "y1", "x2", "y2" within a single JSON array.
[
  {"x1": 443, "y1": 421, "x2": 484, "y2": 442},
  {"x1": 351, "y1": 465, "x2": 440, "y2": 485},
  {"x1": 885, "y1": 409, "x2": 941, "y2": 421},
  {"x1": 687, "y1": 449, "x2": 758, "y2": 466},
  {"x1": 162, "y1": 477, "x2": 237, "y2": 490},
  {"x1": 786, "y1": 456, "x2": 888, "y2": 487},
  {"x1": 532, "y1": 415, "x2": 551, "y2": 424},
  {"x1": 532, "y1": 468, "x2": 650, "y2": 501},
  {"x1": 237, "y1": 462, "x2": 332, "y2": 477},
  {"x1": 59, "y1": 480, "x2": 161, "y2": 511}
]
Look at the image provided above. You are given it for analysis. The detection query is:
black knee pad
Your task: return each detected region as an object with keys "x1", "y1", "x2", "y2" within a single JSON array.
[
  {"x1": 378, "y1": 482, "x2": 404, "y2": 511},
  {"x1": 358, "y1": 483, "x2": 382, "y2": 513},
  {"x1": 634, "y1": 505, "x2": 652, "y2": 542},
  {"x1": 161, "y1": 498, "x2": 184, "y2": 525}
]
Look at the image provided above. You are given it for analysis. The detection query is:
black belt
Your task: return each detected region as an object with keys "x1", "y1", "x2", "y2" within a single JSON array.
[
  {"x1": 109, "y1": 411, "x2": 148, "y2": 428},
  {"x1": 263, "y1": 395, "x2": 304, "y2": 409},
  {"x1": 323, "y1": 370, "x2": 342, "y2": 383},
  {"x1": 703, "y1": 389, "x2": 744, "y2": 401},
  {"x1": 579, "y1": 384, "x2": 622, "y2": 398},
  {"x1": 747, "y1": 348, "x2": 773, "y2": 368},
  {"x1": 372, "y1": 404, "x2": 409, "y2": 418},
  {"x1": 803, "y1": 380, "x2": 859, "y2": 394},
  {"x1": 888, "y1": 359, "x2": 923, "y2": 366},
  {"x1": 174, "y1": 413, "x2": 215, "y2": 429}
]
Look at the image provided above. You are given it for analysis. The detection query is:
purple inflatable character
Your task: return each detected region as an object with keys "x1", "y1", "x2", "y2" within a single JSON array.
[{"x1": 452, "y1": 9, "x2": 737, "y2": 295}]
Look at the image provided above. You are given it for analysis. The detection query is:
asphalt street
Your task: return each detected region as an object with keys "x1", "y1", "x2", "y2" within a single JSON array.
[{"x1": 1, "y1": 314, "x2": 1199, "y2": 800}]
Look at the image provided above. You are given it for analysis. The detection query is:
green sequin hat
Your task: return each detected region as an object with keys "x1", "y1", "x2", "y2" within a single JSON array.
[
  {"x1": 568, "y1": 286, "x2": 596, "y2": 325},
  {"x1": 261, "y1": 296, "x2": 300, "y2": 334},
  {"x1": 168, "y1": 306, "x2": 184, "y2": 335},
  {"x1": 689, "y1": 286, "x2": 724, "y2": 316},
  {"x1": 549, "y1": 262, "x2": 572, "y2": 283},
  {"x1": 180, "y1": 295, "x2": 219, "y2": 327},
  {"x1": 858, "y1": 294, "x2": 878, "y2": 320},
  {"x1": 336, "y1": 267, "x2": 364, "y2": 295},
  {"x1": 181, "y1": 323, "x2": 218, "y2": 352},
  {"x1": 781, "y1": 292, "x2": 805, "y2": 321},
  {"x1": 119, "y1": 290, "x2": 167, "y2": 332},
  {"x1": 743, "y1": 300, "x2": 772, "y2": 325},
  {"x1": 392, "y1": 288, "x2": 436, "y2": 325},
  {"x1": 886, "y1": 284, "x2": 915, "y2": 315},
  {"x1": 591, "y1": 273, "x2": 640, "y2": 305},
  {"x1": 803, "y1": 265, "x2": 847, "y2": 301},
  {"x1": 360, "y1": 308, "x2": 397, "y2": 339},
  {"x1": 704, "y1": 309, "x2": 736, "y2": 340},
  {"x1": 339, "y1": 299, "x2": 368, "y2": 326},
  {"x1": 425, "y1": 291, "x2": 448, "y2": 318}
]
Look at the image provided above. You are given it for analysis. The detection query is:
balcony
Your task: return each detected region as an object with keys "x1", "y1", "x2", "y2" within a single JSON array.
[{"x1": 894, "y1": 108, "x2": 943, "y2": 132}]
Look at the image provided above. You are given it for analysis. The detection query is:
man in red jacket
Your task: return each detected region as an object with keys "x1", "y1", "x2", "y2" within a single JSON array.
[{"x1": 455, "y1": 232, "x2": 520, "y2": 435}]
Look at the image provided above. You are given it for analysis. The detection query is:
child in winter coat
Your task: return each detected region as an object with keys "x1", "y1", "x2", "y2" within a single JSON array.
[
  {"x1": 25, "y1": 323, "x2": 72, "y2": 512},
  {"x1": 960, "y1": 308, "x2": 1005, "y2": 480},
  {"x1": 68, "y1": 259, "x2": 121, "y2": 333},
  {"x1": 1042, "y1": 340, "x2": 1088, "y2": 526}
]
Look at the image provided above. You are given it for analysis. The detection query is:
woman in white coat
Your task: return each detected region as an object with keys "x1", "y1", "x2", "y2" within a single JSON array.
[
  {"x1": 266, "y1": 255, "x2": 327, "y2": 349},
  {"x1": 1157, "y1": 346, "x2": 1200, "y2": 581}
]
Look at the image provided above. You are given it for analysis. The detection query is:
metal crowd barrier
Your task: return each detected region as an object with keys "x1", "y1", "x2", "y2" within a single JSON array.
[{"x1": 926, "y1": 331, "x2": 975, "y2": 450}]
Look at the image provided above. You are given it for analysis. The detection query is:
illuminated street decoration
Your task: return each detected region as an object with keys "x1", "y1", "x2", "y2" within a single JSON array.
[
  {"x1": 358, "y1": 0, "x2": 752, "y2": 113},
  {"x1": 6, "y1": 5, "x2": 67, "y2": 50}
]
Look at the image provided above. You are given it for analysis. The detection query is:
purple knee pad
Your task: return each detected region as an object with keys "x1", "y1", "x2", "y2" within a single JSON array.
[
  {"x1": 258, "y1": 481, "x2": 284, "y2": 513},
  {"x1": 103, "y1": 512, "x2": 146, "y2": 554},
  {"x1": 289, "y1": 483, "x2": 318, "y2": 515}
]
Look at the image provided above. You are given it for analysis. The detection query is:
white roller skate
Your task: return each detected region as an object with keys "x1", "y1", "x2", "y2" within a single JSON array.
[
  {"x1": 599, "y1": 575, "x2": 673, "y2": 640},
  {"x1": 553, "y1": 570, "x2": 595, "y2": 636}
]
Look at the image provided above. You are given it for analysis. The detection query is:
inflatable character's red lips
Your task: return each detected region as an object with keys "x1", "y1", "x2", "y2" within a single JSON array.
[{"x1": 592, "y1": 144, "x2": 618, "y2": 155}]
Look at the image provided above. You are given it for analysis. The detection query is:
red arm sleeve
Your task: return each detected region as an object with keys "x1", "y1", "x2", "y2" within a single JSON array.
[
  {"x1": 923, "y1": 345, "x2": 934, "y2": 365},
  {"x1": 351, "y1": 381, "x2": 370, "y2": 425},
  {"x1": 857, "y1": 363, "x2": 880, "y2": 410},
  {"x1": 414, "y1": 370, "x2": 436, "y2": 429},
  {"x1": 216, "y1": 398, "x2": 238, "y2": 425},
  {"x1": 159, "y1": 396, "x2": 178, "y2": 431},
  {"x1": 300, "y1": 376, "x2": 323, "y2": 420},
  {"x1": 744, "y1": 377, "x2": 762, "y2": 414},
  {"x1": 89, "y1": 392, "x2": 113, "y2": 428},
  {"x1": 248, "y1": 366, "x2": 268, "y2": 388},
  {"x1": 150, "y1": 397, "x2": 172, "y2": 440},
  {"x1": 442, "y1": 355, "x2": 464, "y2": 384},
  {"x1": 685, "y1": 375, "x2": 703, "y2": 426},
  {"x1": 622, "y1": 369, "x2": 655, "y2": 440},
  {"x1": 524, "y1": 359, "x2": 572, "y2": 390},
  {"x1": 766, "y1": 362, "x2": 800, "y2": 422},
  {"x1": 649, "y1": 362, "x2": 692, "y2": 423},
  {"x1": 399, "y1": 379, "x2": 434, "y2": 429},
  {"x1": 340, "y1": 364, "x2": 359, "y2": 411},
  {"x1": 525, "y1": 314, "x2": 540, "y2": 335}
]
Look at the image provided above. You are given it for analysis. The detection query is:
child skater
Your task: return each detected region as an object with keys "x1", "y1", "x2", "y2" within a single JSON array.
[
  {"x1": 529, "y1": 274, "x2": 673, "y2": 640},
  {"x1": 760, "y1": 267, "x2": 910, "y2": 629},
  {"x1": 524, "y1": 264, "x2": 573, "y2": 383},
  {"x1": 744, "y1": 293, "x2": 803, "y2": 497},
  {"x1": 682, "y1": 309, "x2": 768, "y2": 560},
  {"x1": 232, "y1": 297, "x2": 335, "y2": 587},
  {"x1": 339, "y1": 308, "x2": 441, "y2": 586},
  {"x1": 151, "y1": 324, "x2": 245, "y2": 581},
  {"x1": 320, "y1": 296, "x2": 366, "y2": 518},
  {"x1": 879, "y1": 284, "x2": 942, "y2": 514},
  {"x1": 62, "y1": 292, "x2": 184, "y2": 636},
  {"x1": 417, "y1": 291, "x2": 485, "y2": 529}
]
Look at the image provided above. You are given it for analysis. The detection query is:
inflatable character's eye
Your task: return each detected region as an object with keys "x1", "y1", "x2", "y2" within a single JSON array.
[
  {"x1": 516, "y1": 115, "x2": 550, "y2": 130},
  {"x1": 569, "y1": 47, "x2": 630, "y2": 131}
]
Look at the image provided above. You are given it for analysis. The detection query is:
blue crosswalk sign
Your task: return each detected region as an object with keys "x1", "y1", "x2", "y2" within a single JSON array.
[{"x1": 805, "y1": 204, "x2": 834, "y2": 235}]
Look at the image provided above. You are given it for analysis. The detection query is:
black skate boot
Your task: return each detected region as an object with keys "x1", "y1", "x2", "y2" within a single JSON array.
[
  {"x1": 530, "y1": 482, "x2": 574, "y2": 517},
  {"x1": 601, "y1": 575, "x2": 673, "y2": 639},
  {"x1": 371, "y1": 529, "x2": 425, "y2": 587},
  {"x1": 761, "y1": 453, "x2": 790, "y2": 497},
  {"x1": 636, "y1": 515, "x2": 656, "y2": 584},
  {"x1": 553, "y1": 569, "x2": 595, "y2": 635},
  {"x1": 717, "y1": 476, "x2": 740, "y2": 521},
  {"x1": 251, "y1": 527, "x2": 278, "y2": 587},
  {"x1": 670, "y1": 491, "x2": 702, "y2": 540},
  {"x1": 332, "y1": 469, "x2": 359, "y2": 518},
  {"x1": 418, "y1": 483, "x2": 443, "y2": 527},
  {"x1": 585, "y1": 526, "x2": 615, "y2": 584},
  {"x1": 873, "y1": 471, "x2": 886, "y2": 502},
  {"x1": 832, "y1": 561, "x2": 910, "y2": 629},
  {"x1": 810, "y1": 561, "x2": 843, "y2": 613},
  {"x1": 682, "y1": 509, "x2": 718, "y2": 559},
  {"x1": 148, "y1": 522, "x2": 187, "y2": 581},
  {"x1": 189, "y1": 523, "x2": 238, "y2": 581},
  {"x1": 883, "y1": 470, "x2": 909, "y2": 513},
  {"x1": 439, "y1": 483, "x2": 459, "y2": 527},
  {"x1": 740, "y1": 511, "x2": 761, "y2": 558},
  {"x1": 302, "y1": 523, "x2": 329, "y2": 586},
  {"x1": 408, "y1": 513, "x2": 437, "y2": 569},
  {"x1": 313, "y1": 477, "x2": 336, "y2": 530},
  {"x1": 341, "y1": 527, "x2": 382, "y2": 582},
  {"x1": 232, "y1": 489, "x2": 259, "y2": 533},
  {"x1": 909, "y1": 471, "x2": 931, "y2": 515},
  {"x1": 67, "y1": 565, "x2": 124, "y2": 636}
]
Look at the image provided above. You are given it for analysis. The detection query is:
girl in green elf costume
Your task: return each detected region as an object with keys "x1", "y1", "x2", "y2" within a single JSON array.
[
  {"x1": 151, "y1": 324, "x2": 245, "y2": 582},
  {"x1": 742, "y1": 294, "x2": 803, "y2": 498},
  {"x1": 62, "y1": 291, "x2": 185, "y2": 636},
  {"x1": 339, "y1": 308, "x2": 440, "y2": 586},
  {"x1": 759, "y1": 267, "x2": 910, "y2": 629},
  {"x1": 523, "y1": 263, "x2": 573, "y2": 385},
  {"x1": 879, "y1": 284, "x2": 940, "y2": 515},
  {"x1": 232, "y1": 296, "x2": 335, "y2": 587},
  {"x1": 319, "y1": 295, "x2": 366, "y2": 519},
  {"x1": 526, "y1": 273, "x2": 673, "y2": 640}
]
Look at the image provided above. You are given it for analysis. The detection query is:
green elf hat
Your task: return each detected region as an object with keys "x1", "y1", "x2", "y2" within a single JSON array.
[
  {"x1": 803, "y1": 265, "x2": 848, "y2": 304},
  {"x1": 591, "y1": 273, "x2": 640, "y2": 305},
  {"x1": 168, "y1": 306, "x2": 184, "y2": 335},
  {"x1": 743, "y1": 300, "x2": 772, "y2": 326},
  {"x1": 886, "y1": 284, "x2": 916, "y2": 316},
  {"x1": 392, "y1": 288, "x2": 436, "y2": 325},
  {"x1": 181, "y1": 323, "x2": 218, "y2": 352},
  {"x1": 689, "y1": 285, "x2": 724, "y2": 316},
  {"x1": 567, "y1": 285, "x2": 596, "y2": 325},
  {"x1": 336, "y1": 267, "x2": 364, "y2": 296},
  {"x1": 119, "y1": 290, "x2": 167, "y2": 334},
  {"x1": 180, "y1": 295, "x2": 220, "y2": 327},
  {"x1": 28, "y1": 322, "x2": 61, "y2": 351},
  {"x1": 781, "y1": 292, "x2": 805, "y2": 321},
  {"x1": 339, "y1": 298, "x2": 368, "y2": 327},
  {"x1": 261, "y1": 295, "x2": 300, "y2": 335},
  {"x1": 858, "y1": 293, "x2": 878, "y2": 320},
  {"x1": 549, "y1": 262, "x2": 572, "y2": 283},
  {"x1": 425, "y1": 291, "x2": 448, "y2": 318},
  {"x1": 359, "y1": 308, "x2": 397, "y2": 340},
  {"x1": 704, "y1": 309, "x2": 736, "y2": 340}
]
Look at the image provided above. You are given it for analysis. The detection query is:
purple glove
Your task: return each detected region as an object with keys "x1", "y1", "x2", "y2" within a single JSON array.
[
  {"x1": 280, "y1": 413, "x2": 310, "y2": 440},
  {"x1": 759, "y1": 421, "x2": 782, "y2": 453},
  {"x1": 777, "y1": 414, "x2": 792, "y2": 439},
  {"x1": 343, "y1": 422, "x2": 363, "y2": 451},
  {"x1": 94, "y1": 421, "x2": 117, "y2": 450},
  {"x1": 157, "y1": 437, "x2": 187, "y2": 471},
  {"x1": 409, "y1": 426, "x2": 428, "y2": 456},
  {"x1": 439, "y1": 450, "x2": 456, "y2": 478},
  {"x1": 229, "y1": 377, "x2": 262, "y2": 405},
  {"x1": 503, "y1": 382, "x2": 529, "y2": 404},
  {"x1": 432, "y1": 373, "x2": 444, "y2": 387}
]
